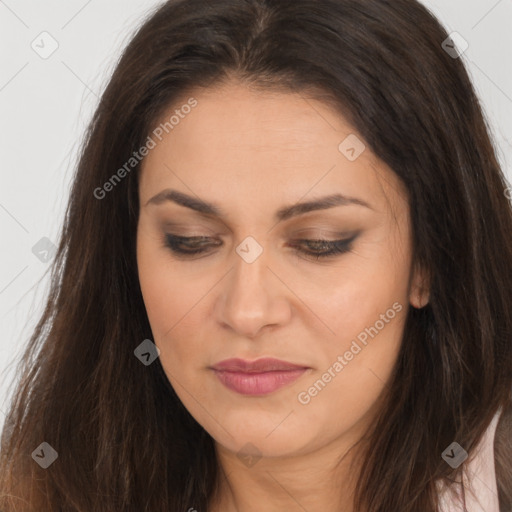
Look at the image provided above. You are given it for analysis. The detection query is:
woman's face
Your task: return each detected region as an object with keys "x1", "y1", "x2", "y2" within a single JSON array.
[{"x1": 136, "y1": 81, "x2": 428, "y2": 461}]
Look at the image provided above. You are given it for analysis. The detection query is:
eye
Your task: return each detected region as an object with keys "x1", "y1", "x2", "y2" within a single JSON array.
[
  {"x1": 163, "y1": 235, "x2": 221, "y2": 256},
  {"x1": 163, "y1": 234, "x2": 358, "y2": 260},
  {"x1": 287, "y1": 236, "x2": 356, "y2": 260}
]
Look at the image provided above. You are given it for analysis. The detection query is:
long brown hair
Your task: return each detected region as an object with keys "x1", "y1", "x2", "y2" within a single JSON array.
[{"x1": 1, "y1": 0, "x2": 511, "y2": 510}]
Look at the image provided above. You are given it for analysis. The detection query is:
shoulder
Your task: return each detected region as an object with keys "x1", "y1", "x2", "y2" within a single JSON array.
[{"x1": 437, "y1": 408, "x2": 502, "y2": 512}]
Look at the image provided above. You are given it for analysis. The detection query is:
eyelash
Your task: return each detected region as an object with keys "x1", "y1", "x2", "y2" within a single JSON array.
[{"x1": 163, "y1": 234, "x2": 357, "y2": 260}]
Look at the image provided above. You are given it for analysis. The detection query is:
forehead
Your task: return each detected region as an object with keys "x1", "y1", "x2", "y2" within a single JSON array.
[
  {"x1": 139, "y1": 81, "x2": 407, "y2": 217},
  {"x1": 148, "y1": 81, "x2": 356, "y2": 156}
]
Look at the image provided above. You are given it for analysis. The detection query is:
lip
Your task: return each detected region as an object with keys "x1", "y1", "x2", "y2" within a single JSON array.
[
  {"x1": 211, "y1": 358, "x2": 310, "y2": 395},
  {"x1": 212, "y1": 357, "x2": 308, "y2": 372}
]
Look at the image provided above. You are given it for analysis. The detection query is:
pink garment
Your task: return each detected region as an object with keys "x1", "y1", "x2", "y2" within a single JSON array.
[{"x1": 437, "y1": 408, "x2": 502, "y2": 512}]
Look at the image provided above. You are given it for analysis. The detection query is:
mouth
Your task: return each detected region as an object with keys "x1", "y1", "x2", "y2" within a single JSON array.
[{"x1": 210, "y1": 358, "x2": 310, "y2": 396}]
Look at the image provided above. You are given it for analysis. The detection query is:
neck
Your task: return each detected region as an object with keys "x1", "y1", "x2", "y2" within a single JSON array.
[{"x1": 209, "y1": 431, "x2": 368, "y2": 512}]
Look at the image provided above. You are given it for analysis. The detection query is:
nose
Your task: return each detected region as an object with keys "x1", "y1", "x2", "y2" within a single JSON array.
[{"x1": 215, "y1": 244, "x2": 292, "y2": 339}]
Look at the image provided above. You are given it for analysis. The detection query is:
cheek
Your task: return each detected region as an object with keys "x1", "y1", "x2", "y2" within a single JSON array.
[
  {"x1": 294, "y1": 222, "x2": 412, "y2": 343},
  {"x1": 318, "y1": 256, "x2": 410, "y2": 348},
  {"x1": 137, "y1": 236, "x2": 179, "y2": 339},
  {"x1": 136, "y1": 237, "x2": 214, "y2": 377},
  {"x1": 295, "y1": 302, "x2": 407, "y2": 446},
  {"x1": 301, "y1": 244, "x2": 409, "y2": 416},
  {"x1": 136, "y1": 251, "x2": 214, "y2": 422},
  {"x1": 137, "y1": 241, "x2": 173, "y2": 333}
]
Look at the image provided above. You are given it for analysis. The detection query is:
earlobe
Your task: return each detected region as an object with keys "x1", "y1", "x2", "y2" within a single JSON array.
[
  {"x1": 409, "y1": 264, "x2": 431, "y2": 309},
  {"x1": 410, "y1": 291, "x2": 429, "y2": 309}
]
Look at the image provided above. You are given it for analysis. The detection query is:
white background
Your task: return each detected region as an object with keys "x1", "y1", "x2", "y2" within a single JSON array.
[{"x1": 1, "y1": 0, "x2": 512, "y2": 433}]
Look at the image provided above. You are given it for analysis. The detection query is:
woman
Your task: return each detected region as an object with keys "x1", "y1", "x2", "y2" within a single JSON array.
[{"x1": 1, "y1": 0, "x2": 511, "y2": 510}]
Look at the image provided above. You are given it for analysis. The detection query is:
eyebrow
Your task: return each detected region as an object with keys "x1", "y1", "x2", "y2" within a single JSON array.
[{"x1": 145, "y1": 188, "x2": 373, "y2": 222}]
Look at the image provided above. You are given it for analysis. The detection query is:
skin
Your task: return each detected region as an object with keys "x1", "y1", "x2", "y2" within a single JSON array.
[{"x1": 136, "y1": 80, "x2": 430, "y2": 512}]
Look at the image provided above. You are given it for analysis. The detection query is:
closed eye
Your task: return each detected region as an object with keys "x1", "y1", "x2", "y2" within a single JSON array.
[{"x1": 162, "y1": 234, "x2": 358, "y2": 260}]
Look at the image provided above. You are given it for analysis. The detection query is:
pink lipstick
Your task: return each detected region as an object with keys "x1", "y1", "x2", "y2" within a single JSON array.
[{"x1": 211, "y1": 357, "x2": 309, "y2": 395}]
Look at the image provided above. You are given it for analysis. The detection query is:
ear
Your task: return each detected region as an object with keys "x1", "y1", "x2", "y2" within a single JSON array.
[{"x1": 409, "y1": 262, "x2": 430, "y2": 309}]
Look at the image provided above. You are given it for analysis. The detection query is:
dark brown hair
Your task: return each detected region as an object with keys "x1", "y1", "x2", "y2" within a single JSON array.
[{"x1": 1, "y1": 0, "x2": 511, "y2": 510}]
